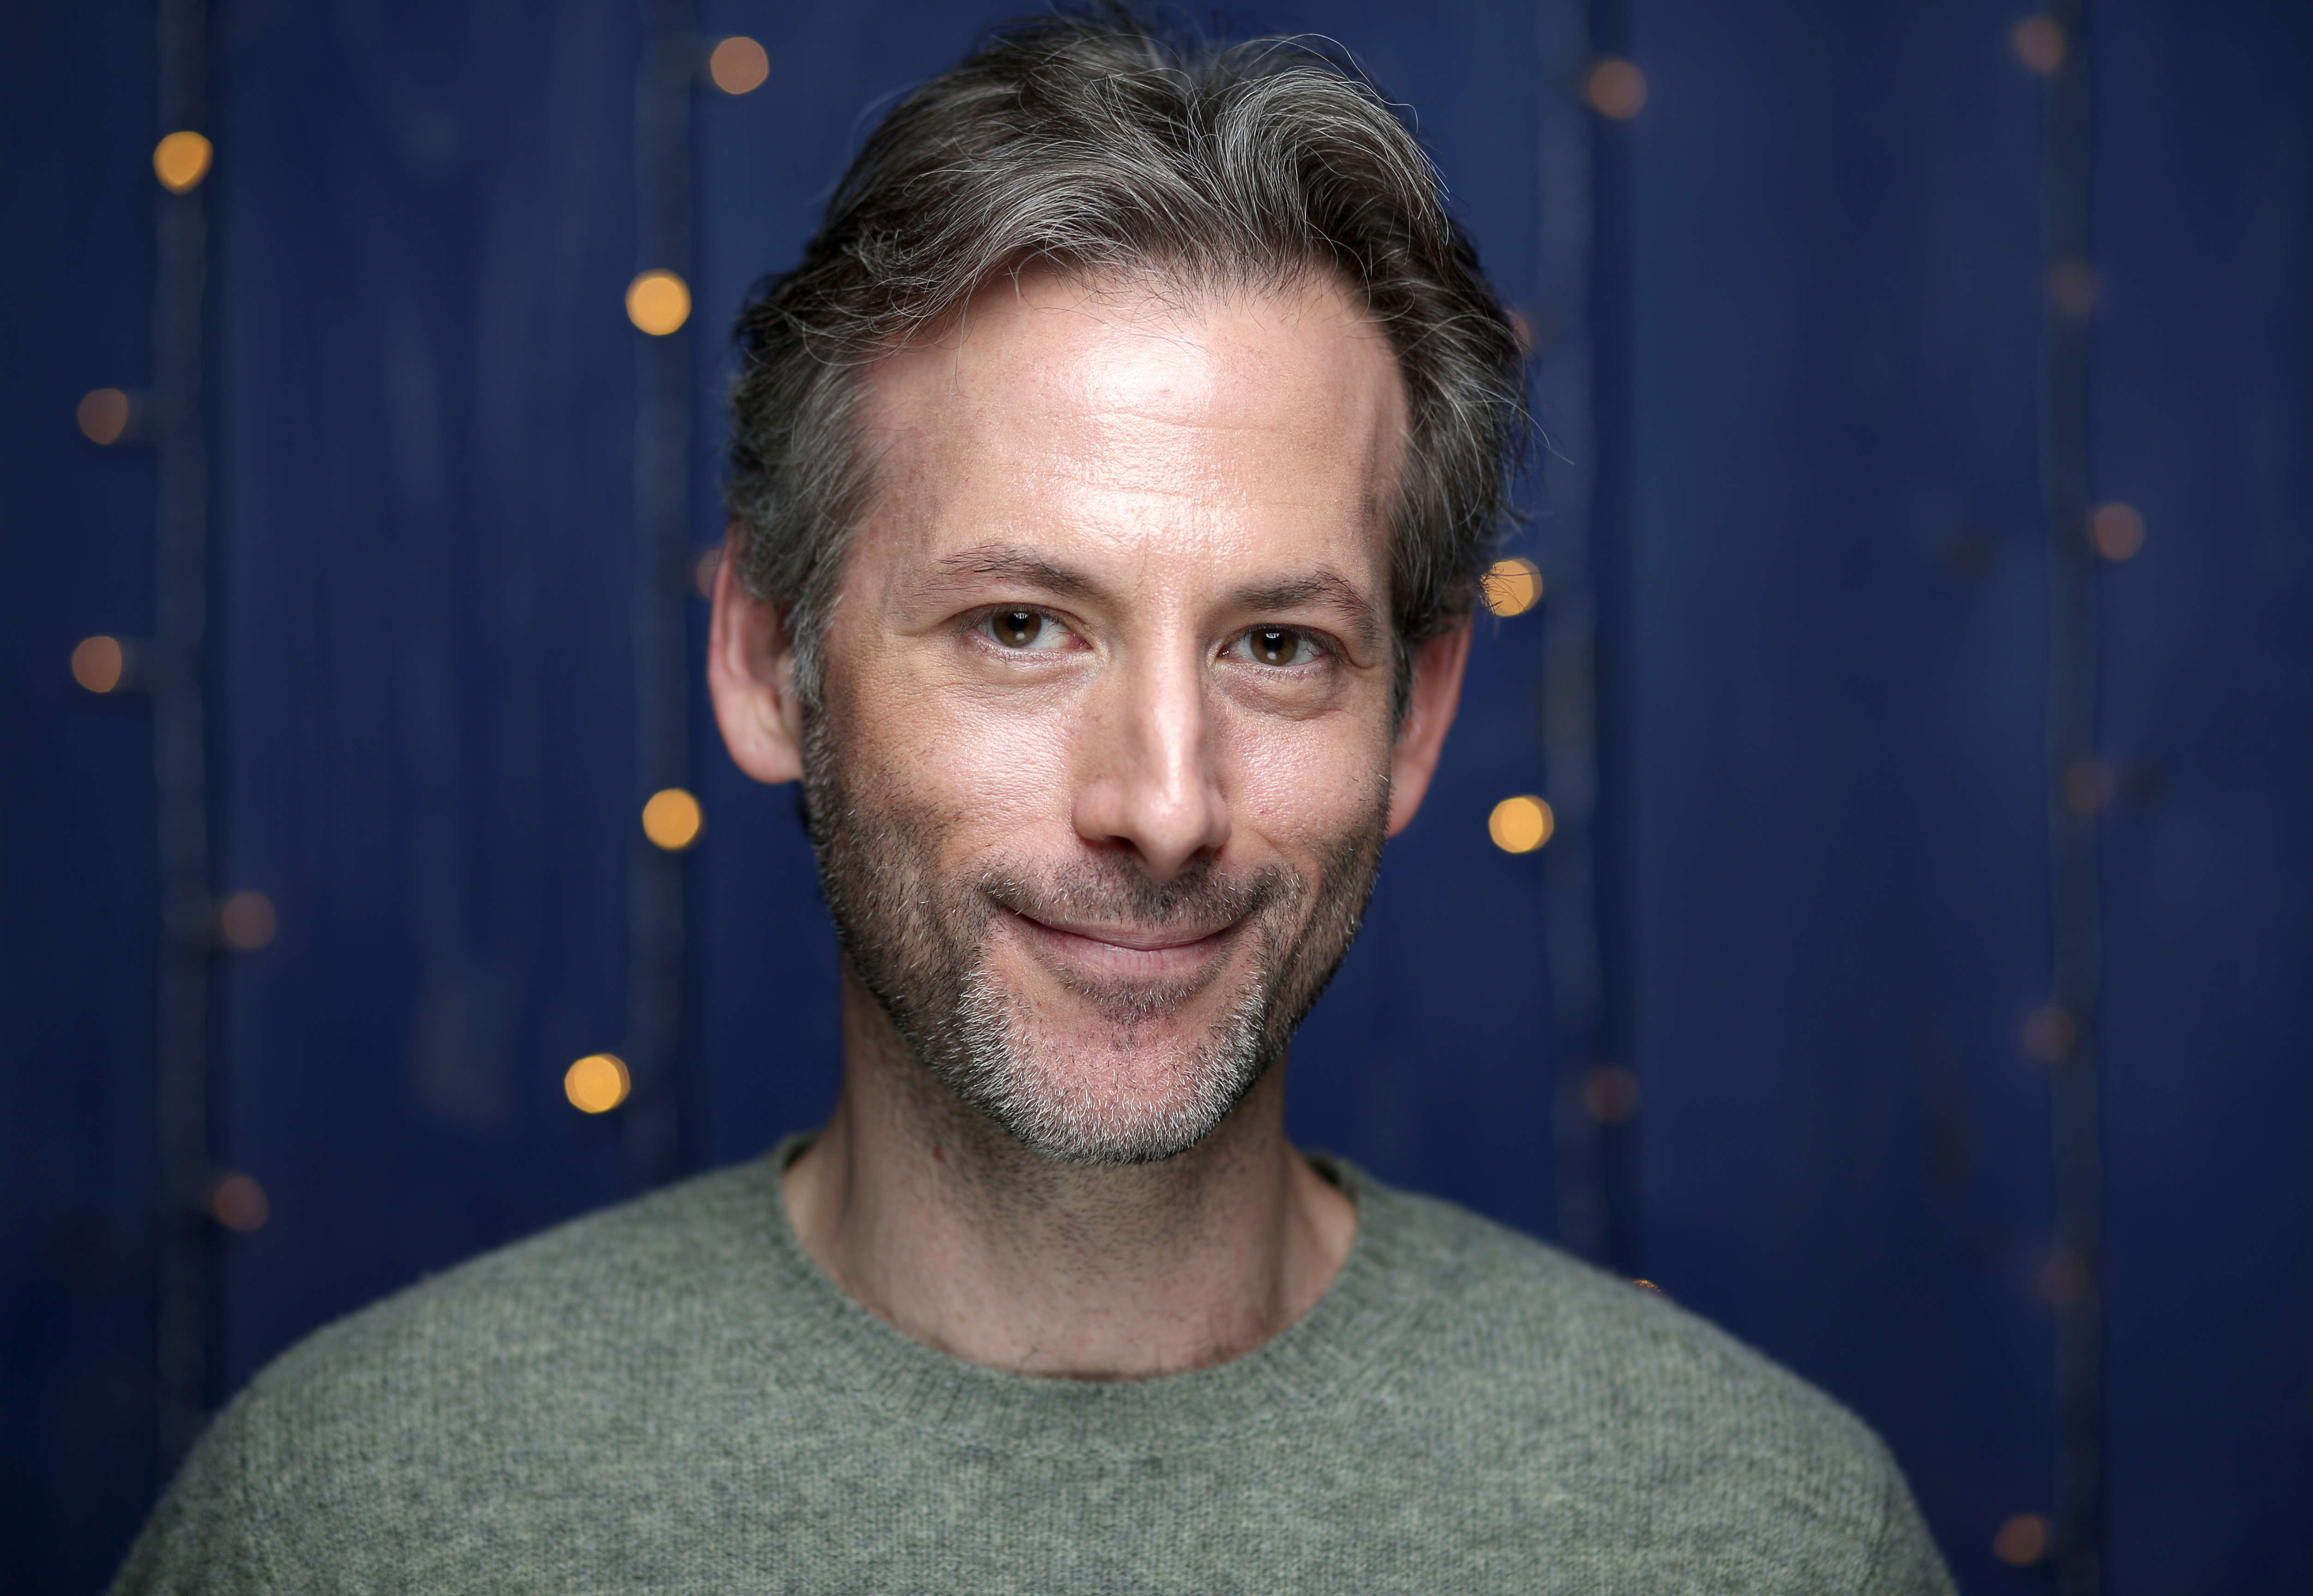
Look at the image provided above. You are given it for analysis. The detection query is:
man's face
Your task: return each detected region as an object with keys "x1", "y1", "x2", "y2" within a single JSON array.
[{"x1": 799, "y1": 270, "x2": 1416, "y2": 1164}]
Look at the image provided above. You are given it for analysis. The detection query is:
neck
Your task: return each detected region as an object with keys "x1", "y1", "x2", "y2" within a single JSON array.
[{"x1": 782, "y1": 965, "x2": 1358, "y2": 1379}]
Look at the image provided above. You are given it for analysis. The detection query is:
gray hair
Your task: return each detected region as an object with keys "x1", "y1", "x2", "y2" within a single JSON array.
[{"x1": 724, "y1": 6, "x2": 1527, "y2": 707}]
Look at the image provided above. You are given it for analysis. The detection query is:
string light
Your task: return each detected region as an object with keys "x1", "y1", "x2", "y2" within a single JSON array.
[
  {"x1": 642, "y1": 787, "x2": 703, "y2": 850},
  {"x1": 565, "y1": 1053, "x2": 631, "y2": 1113},
  {"x1": 1488, "y1": 794, "x2": 1554, "y2": 854},
  {"x1": 71, "y1": 636, "x2": 126, "y2": 694},
  {"x1": 1584, "y1": 58, "x2": 1647, "y2": 120},
  {"x1": 1582, "y1": 1065, "x2": 1641, "y2": 1124},
  {"x1": 77, "y1": 388, "x2": 133, "y2": 445},
  {"x1": 1482, "y1": 556, "x2": 1544, "y2": 617},
  {"x1": 1993, "y1": 1513, "x2": 2051, "y2": 1566},
  {"x1": 708, "y1": 36, "x2": 770, "y2": 95},
  {"x1": 2022, "y1": 1004, "x2": 2078, "y2": 1063},
  {"x1": 208, "y1": 1172, "x2": 269, "y2": 1232},
  {"x1": 2048, "y1": 260, "x2": 2100, "y2": 318},
  {"x1": 152, "y1": 131, "x2": 212, "y2": 193},
  {"x1": 2038, "y1": 1247, "x2": 2092, "y2": 1309},
  {"x1": 2010, "y1": 18, "x2": 2067, "y2": 74},
  {"x1": 2090, "y1": 502, "x2": 2145, "y2": 561},
  {"x1": 216, "y1": 891, "x2": 277, "y2": 950},
  {"x1": 625, "y1": 269, "x2": 690, "y2": 335}
]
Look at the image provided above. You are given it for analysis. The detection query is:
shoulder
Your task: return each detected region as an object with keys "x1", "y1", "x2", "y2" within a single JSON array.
[{"x1": 1347, "y1": 1179, "x2": 1951, "y2": 1593}]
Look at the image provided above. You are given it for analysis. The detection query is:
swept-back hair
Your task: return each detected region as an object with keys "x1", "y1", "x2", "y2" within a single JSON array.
[{"x1": 725, "y1": 6, "x2": 1527, "y2": 705}]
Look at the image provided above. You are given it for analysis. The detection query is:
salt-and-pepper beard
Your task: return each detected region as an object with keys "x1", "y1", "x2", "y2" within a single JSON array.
[{"x1": 800, "y1": 708, "x2": 1388, "y2": 1166}]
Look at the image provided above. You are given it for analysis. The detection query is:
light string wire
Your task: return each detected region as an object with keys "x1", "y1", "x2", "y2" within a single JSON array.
[
  {"x1": 151, "y1": 0, "x2": 215, "y2": 1474},
  {"x1": 2035, "y1": 1, "x2": 2105, "y2": 1590},
  {"x1": 622, "y1": 0, "x2": 698, "y2": 1181}
]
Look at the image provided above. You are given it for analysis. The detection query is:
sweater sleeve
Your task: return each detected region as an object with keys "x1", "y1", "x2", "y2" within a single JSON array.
[
  {"x1": 107, "y1": 1396, "x2": 271, "y2": 1596},
  {"x1": 1859, "y1": 1459, "x2": 1958, "y2": 1596}
]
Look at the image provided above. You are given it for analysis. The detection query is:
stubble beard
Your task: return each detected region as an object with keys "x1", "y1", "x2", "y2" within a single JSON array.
[{"x1": 800, "y1": 710, "x2": 1388, "y2": 1166}]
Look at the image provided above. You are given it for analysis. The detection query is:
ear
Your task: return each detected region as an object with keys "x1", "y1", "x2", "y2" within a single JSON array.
[
  {"x1": 1384, "y1": 621, "x2": 1472, "y2": 838},
  {"x1": 707, "y1": 526, "x2": 806, "y2": 786}
]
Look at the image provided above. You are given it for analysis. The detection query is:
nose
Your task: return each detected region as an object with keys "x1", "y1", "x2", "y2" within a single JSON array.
[{"x1": 1070, "y1": 642, "x2": 1231, "y2": 883}]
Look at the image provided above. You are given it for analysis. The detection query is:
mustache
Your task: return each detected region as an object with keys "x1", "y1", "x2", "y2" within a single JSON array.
[{"x1": 975, "y1": 854, "x2": 1300, "y2": 936}]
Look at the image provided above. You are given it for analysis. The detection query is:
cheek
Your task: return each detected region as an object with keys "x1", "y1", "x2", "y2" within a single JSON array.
[{"x1": 1220, "y1": 709, "x2": 1391, "y2": 847}]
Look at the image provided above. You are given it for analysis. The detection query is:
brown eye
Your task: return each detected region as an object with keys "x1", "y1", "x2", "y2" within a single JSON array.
[
  {"x1": 991, "y1": 610, "x2": 1043, "y2": 647},
  {"x1": 1250, "y1": 627, "x2": 1305, "y2": 666}
]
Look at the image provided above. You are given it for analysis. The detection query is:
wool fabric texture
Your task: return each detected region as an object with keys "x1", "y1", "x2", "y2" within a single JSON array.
[{"x1": 114, "y1": 1146, "x2": 1955, "y2": 1593}]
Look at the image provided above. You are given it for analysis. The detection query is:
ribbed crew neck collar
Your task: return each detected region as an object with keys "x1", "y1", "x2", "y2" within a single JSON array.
[{"x1": 740, "y1": 1137, "x2": 1431, "y2": 1455}]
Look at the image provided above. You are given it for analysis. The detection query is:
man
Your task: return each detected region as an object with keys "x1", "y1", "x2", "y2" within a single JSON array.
[{"x1": 117, "y1": 12, "x2": 1954, "y2": 1592}]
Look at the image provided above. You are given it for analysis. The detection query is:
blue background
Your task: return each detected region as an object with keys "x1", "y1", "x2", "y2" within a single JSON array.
[{"x1": 4, "y1": 2, "x2": 2307, "y2": 1592}]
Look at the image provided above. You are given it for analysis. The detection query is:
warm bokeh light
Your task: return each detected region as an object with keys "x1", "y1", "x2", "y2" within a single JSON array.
[
  {"x1": 2022, "y1": 1004, "x2": 2077, "y2": 1063},
  {"x1": 77, "y1": 387, "x2": 132, "y2": 445},
  {"x1": 210, "y1": 1172, "x2": 269, "y2": 1232},
  {"x1": 1488, "y1": 794, "x2": 1555, "y2": 854},
  {"x1": 2038, "y1": 1247, "x2": 2092, "y2": 1309},
  {"x1": 1582, "y1": 1065, "x2": 1642, "y2": 1125},
  {"x1": 1585, "y1": 58, "x2": 1647, "y2": 120},
  {"x1": 2048, "y1": 259, "x2": 2100, "y2": 317},
  {"x1": 2062, "y1": 756, "x2": 2114, "y2": 817},
  {"x1": 1483, "y1": 556, "x2": 1544, "y2": 617},
  {"x1": 709, "y1": 36, "x2": 770, "y2": 95},
  {"x1": 2090, "y1": 502, "x2": 2145, "y2": 561},
  {"x1": 217, "y1": 891, "x2": 277, "y2": 950},
  {"x1": 2010, "y1": 18, "x2": 2067, "y2": 74},
  {"x1": 694, "y1": 545, "x2": 723, "y2": 598},
  {"x1": 565, "y1": 1053, "x2": 631, "y2": 1114},
  {"x1": 642, "y1": 787, "x2": 704, "y2": 850},
  {"x1": 1629, "y1": 1278, "x2": 1665, "y2": 1295},
  {"x1": 1993, "y1": 1513, "x2": 2051, "y2": 1566},
  {"x1": 153, "y1": 130, "x2": 212, "y2": 193},
  {"x1": 71, "y1": 635, "x2": 125, "y2": 694},
  {"x1": 625, "y1": 269, "x2": 691, "y2": 335}
]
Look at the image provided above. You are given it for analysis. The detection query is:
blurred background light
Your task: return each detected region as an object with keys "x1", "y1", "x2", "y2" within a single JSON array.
[
  {"x1": 1582, "y1": 1064, "x2": 1641, "y2": 1124},
  {"x1": 151, "y1": 130, "x2": 211, "y2": 193},
  {"x1": 70, "y1": 635, "x2": 125, "y2": 694},
  {"x1": 216, "y1": 891, "x2": 277, "y2": 951},
  {"x1": 1488, "y1": 794, "x2": 1554, "y2": 853},
  {"x1": 625, "y1": 269, "x2": 690, "y2": 335},
  {"x1": 2091, "y1": 502, "x2": 2146, "y2": 561},
  {"x1": 1482, "y1": 556, "x2": 1544, "y2": 617},
  {"x1": 709, "y1": 36, "x2": 770, "y2": 95},
  {"x1": 2010, "y1": 18, "x2": 2067, "y2": 75},
  {"x1": 1584, "y1": 57, "x2": 1646, "y2": 120},
  {"x1": 2023, "y1": 1004, "x2": 2079, "y2": 1064},
  {"x1": 1993, "y1": 1512, "x2": 2052, "y2": 1566},
  {"x1": 208, "y1": 1173, "x2": 268, "y2": 1233},
  {"x1": 76, "y1": 387, "x2": 133, "y2": 445},
  {"x1": 694, "y1": 545, "x2": 722, "y2": 598},
  {"x1": 642, "y1": 787, "x2": 703, "y2": 850},
  {"x1": 564, "y1": 1054, "x2": 631, "y2": 1114},
  {"x1": 2049, "y1": 259, "x2": 2100, "y2": 318}
]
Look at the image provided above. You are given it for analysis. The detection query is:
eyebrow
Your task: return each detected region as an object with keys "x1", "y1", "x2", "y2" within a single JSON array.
[{"x1": 928, "y1": 542, "x2": 1384, "y2": 655}]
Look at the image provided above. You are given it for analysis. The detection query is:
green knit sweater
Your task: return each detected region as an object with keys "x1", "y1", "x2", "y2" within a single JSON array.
[{"x1": 113, "y1": 1148, "x2": 1955, "y2": 1593}]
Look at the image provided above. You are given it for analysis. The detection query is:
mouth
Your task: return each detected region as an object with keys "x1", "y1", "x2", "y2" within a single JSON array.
[{"x1": 998, "y1": 906, "x2": 1241, "y2": 983}]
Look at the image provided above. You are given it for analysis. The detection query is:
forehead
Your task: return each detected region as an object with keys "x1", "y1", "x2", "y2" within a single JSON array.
[{"x1": 853, "y1": 269, "x2": 1408, "y2": 593}]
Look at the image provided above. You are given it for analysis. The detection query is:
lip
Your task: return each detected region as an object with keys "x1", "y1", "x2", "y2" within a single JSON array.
[{"x1": 999, "y1": 906, "x2": 1239, "y2": 977}]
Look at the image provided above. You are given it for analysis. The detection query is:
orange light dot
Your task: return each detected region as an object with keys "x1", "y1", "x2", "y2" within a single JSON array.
[
  {"x1": 2048, "y1": 259, "x2": 2100, "y2": 318},
  {"x1": 1583, "y1": 1065, "x2": 1643, "y2": 1124},
  {"x1": 1993, "y1": 1512, "x2": 2051, "y2": 1566},
  {"x1": 709, "y1": 36, "x2": 770, "y2": 95},
  {"x1": 210, "y1": 1172, "x2": 270, "y2": 1232},
  {"x1": 1585, "y1": 58, "x2": 1648, "y2": 120},
  {"x1": 2010, "y1": 18, "x2": 2067, "y2": 75},
  {"x1": 1483, "y1": 556, "x2": 1544, "y2": 617},
  {"x1": 217, "y1": 891, "x2": 277, "y2": 950},
  {"x1": 2022, "y1": 1004, "x2": 2078, "y2": 1063},
  {"x1": 1489, "y1": 794, "x2": 1555, "y2": 854},
  {"x1": 2038, "y1": 1247, "x2": 2093, "y2": 1309},
  {"x1": 78, "y1": 388, "x2": 132, "y2": 445},
  {"x1": 153, "y1": 130, "x2": 212, "y2": 193},
  {"x1": 642, "y1": 787, "x2": 703, "y2": 850},
  {"x1": 2090, "y1": 502, "x2": 2145, "y2": 561},
  {"x1": 625, "y1": 269, "x2": 691, "y2": 335},
  {"x1": 71, "y1": 635, "x2": 125, "y2": 693},
  {"x1": 565, "y1": 1053, "x2": 631, "y2": 1113}
]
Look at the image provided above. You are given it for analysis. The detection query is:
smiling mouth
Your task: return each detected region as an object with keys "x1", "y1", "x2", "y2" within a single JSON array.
[{"x1": 999, "y1": 906, "x2": 1241, "y2": 982}]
